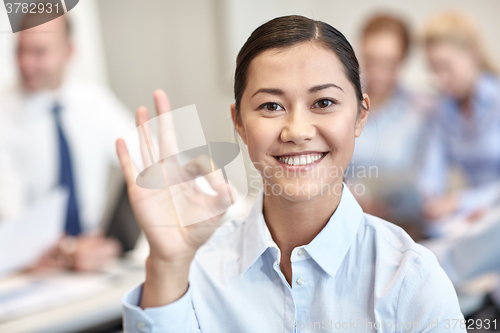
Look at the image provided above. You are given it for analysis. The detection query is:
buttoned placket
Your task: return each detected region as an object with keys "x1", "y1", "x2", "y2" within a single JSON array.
[
  {"x1": 271, "y1": 245, "x2": 313, "y2": 333},
  {"x1": 290, "y1": 247, "x2": 312, "y2": 333}
]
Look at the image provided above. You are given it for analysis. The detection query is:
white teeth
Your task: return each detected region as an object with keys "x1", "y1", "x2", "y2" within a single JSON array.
[{"x1": 277, "y1": 153, "x2": 325, "y2": 166}]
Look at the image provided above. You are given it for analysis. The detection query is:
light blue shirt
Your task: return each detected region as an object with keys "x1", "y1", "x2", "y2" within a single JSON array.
[
  {"x1": 122, "y1": 185, "x2": 465, "y2": 332},
  {"x1": 418, "y1": 73, "x2": 500, "y2": 214}
]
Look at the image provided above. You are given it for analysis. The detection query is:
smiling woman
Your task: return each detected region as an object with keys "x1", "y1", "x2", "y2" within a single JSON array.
[{"x1": 117, "y1": 15, "x2": 466, "y2": 333}]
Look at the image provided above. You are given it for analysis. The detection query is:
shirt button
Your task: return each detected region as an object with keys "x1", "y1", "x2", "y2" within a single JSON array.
[
  {"x1": 297, "y1": 278, "x2": 305, "y2": 285},
  {"x1": 137, "y1": 321, "x2": 146, "y2": 330},
  {"x1": 297, "y1": 248, "x2": 305, "y2": 256}
]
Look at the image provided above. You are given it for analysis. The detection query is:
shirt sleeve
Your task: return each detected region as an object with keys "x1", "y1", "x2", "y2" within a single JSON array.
[
  {"x1": 122, "y1": 283, "x2": 201, "y2": 333},
  {"x1": 396, "y1": 249, "x2": 466, "y2": 332}
]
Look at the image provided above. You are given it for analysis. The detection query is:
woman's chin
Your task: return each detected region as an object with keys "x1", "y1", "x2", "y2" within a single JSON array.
[{"x1": 263, "y1": 179, "x2": 341, "y2": 201}]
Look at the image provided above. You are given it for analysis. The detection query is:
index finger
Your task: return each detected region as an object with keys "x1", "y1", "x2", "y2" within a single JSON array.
[{"x1": 116, "y1": 138, "x2": 140, "y2": 189}]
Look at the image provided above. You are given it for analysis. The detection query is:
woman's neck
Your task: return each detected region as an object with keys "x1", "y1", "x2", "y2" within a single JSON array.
[
  {"x1": 262, "y1": 180, "x2": 343, "y2": 285},
  {"x1": 262, "y1": 181, "x2": 342, "y2": 254}
]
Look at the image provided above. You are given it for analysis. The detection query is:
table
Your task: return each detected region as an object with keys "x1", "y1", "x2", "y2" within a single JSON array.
[{"x1": 0, "y1": 260, "x2": 145, "y2": 333}]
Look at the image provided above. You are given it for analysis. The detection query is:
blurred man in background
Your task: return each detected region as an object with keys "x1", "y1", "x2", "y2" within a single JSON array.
[
  {"x1": 0, "y1": 14, "x2": 135, "y2": 272},
  {"x1": 350, "y1": 14, "x2": 433, "y2": 240}
]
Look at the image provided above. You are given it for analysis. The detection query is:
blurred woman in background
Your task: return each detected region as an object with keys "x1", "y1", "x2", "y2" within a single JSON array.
[
  {"x1": 419, "y1": 12, "x2": 500, "y2": 233},
  {"x1": 351, "y1": 14, "x2": 431, "y2": 237}
]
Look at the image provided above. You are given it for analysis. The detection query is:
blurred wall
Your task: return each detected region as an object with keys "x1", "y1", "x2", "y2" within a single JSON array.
[{"x1": 98, "y1": 0, "x2": 235, "y2": 144}]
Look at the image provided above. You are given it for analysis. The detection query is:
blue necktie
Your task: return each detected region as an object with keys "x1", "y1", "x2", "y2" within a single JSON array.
[{"x1": 53, "y1": 102, "x2": 82, "y2": 236}]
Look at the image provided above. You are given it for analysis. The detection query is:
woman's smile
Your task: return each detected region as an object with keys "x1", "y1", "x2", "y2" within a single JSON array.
[{"x1": 273, "y1": 151, "x2": 329, "y2": 170}]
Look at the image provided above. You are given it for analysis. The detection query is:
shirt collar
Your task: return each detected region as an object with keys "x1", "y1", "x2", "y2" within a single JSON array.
[
  {"x1": 240, "y1": 189, "x2": 277, "y2": 274},
  {"x1": 21, "y1": 84, "x2": 68, "y2": 115},
  {"x1": 240, "y1": 184, "x2": 363, "y2": 278}
]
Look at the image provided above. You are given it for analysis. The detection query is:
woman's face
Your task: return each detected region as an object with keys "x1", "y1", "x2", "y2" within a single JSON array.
[
  {"x1": 232, "y1": 42, "x2": 368, "y2": 202},
  {"x1": 426, "y1": 42, "x2": 479, "y2": 100}
]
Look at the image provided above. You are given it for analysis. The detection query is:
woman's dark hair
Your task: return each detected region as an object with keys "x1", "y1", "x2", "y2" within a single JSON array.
[{"x1": 233, "y1": 15, "x2": 365, "y2": 123}]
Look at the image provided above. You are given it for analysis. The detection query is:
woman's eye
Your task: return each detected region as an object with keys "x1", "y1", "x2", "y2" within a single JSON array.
[
  {"x1": 260, "y1": 102, "x2": 283, "y2": 111},
  {"x1": 313, "y1": 99, "x2": 335, "y2": 108}
]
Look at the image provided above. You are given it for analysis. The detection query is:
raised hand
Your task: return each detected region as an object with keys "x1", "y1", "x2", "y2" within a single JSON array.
[{"x1": 115, "y1": 90, "x2": 231, "y2": 307}]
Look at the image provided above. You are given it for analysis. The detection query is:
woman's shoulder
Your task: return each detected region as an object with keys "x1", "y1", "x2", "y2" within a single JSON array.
[
  {"x1": 189, "y1": 215, "x2": 261, "y2": 281},
  {"x1": 202, "y1": 216, "x2": 247, "y2": 248},
  {"x1": 357, "y1": 214, "x2": 459, "y2": 311},
  {"x1": 360, "y1": 214, "x2": 464, "y2": 326},
  {"x1": 191, "y1": 216, "x2": 248, "y2": 263},
  {"x1": 358, "y1": 213, "x2": 439, "y2": 267}
]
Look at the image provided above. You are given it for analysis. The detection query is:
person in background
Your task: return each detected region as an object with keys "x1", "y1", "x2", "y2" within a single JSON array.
[
  {"x1": 350, "y1": 14, "x2": 432, "y2": 238},
  {"x1": 419, "y1": 12, "x2": 500, "y2": 233},
  {"x1": 0, "y1": 14, "x2": 135, "y2": 271},
  {"x1": 418, "y1": 11, "x2": 500, "y2": 322}
]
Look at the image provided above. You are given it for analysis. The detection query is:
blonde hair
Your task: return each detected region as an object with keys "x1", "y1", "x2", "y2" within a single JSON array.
[{"x1": 423, "y1": 12, "x2": 497, "y2": 74}]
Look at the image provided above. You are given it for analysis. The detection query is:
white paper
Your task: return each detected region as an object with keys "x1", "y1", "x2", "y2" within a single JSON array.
[
  {"x1": 0, "y1": 188, "x2": 68, "y2": 277},
  {"x1": 0, "y1": 272, "x2": 112, "y2": 322}
]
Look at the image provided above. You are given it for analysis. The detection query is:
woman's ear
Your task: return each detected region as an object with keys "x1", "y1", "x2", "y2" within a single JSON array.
[
  {"x1": 231, "y1": 103, "x2": 248, "y2": 145},
  {"x1": 355, "y1": 94, "x2": 370, "y2": 138}
]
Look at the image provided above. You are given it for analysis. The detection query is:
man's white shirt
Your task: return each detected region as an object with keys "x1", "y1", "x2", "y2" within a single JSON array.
[{"x1": 0, "y1": 80, "x2": 135, "y2": 231}]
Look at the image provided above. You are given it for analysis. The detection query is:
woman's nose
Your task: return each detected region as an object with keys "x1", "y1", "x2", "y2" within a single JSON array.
[{"x1": 280, "y1": 110, "x2": 316, "y2": 144}]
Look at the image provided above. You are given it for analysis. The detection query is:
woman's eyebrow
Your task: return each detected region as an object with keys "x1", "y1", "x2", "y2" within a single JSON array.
[
  {"x1": 251, "y1": 88, "x2": 283, "y2": 99},
  {"x1": 309, "y1": 83, "x2": 344, "y2": 93},
  {"x1": 250, "y1": 83, "x2": 343, "y2": 99}
]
